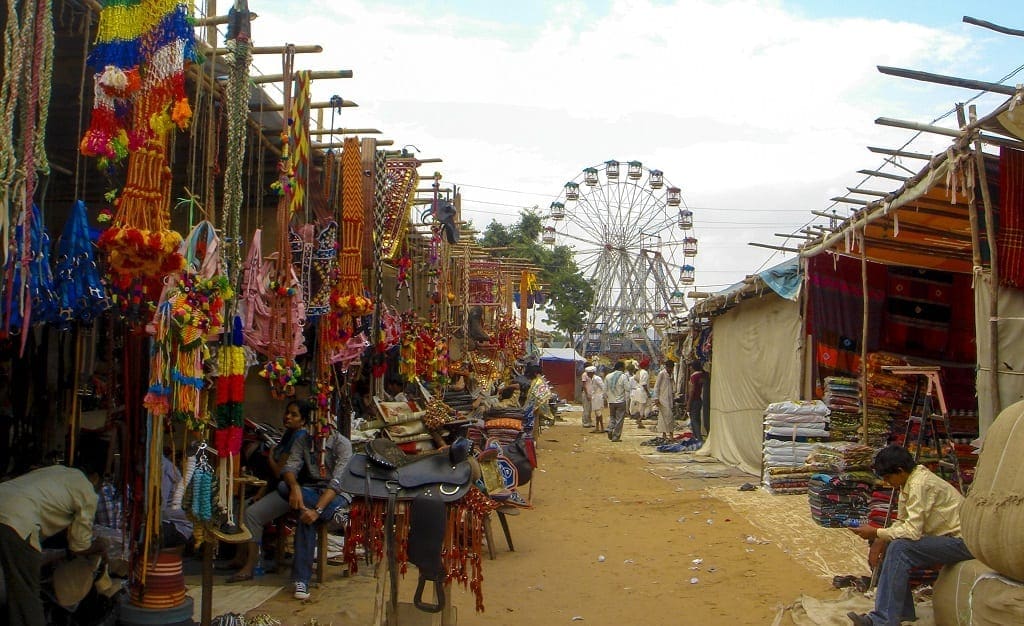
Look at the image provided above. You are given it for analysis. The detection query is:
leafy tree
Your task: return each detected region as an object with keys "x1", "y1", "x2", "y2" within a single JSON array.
[{"x1": 478, "y1": 209, "x2": 594, "y2": 337}]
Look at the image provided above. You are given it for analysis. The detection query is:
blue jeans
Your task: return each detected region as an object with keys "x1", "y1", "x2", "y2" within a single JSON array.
[
  {"x1": 606, "y1": 402, "x2": 627, "y2": 441},
  {"x1": 689, "y1": 399, "x2": 704, "y2": 441},
  {"x1": 870, "y1": 536, "x2": 972, "y2": 626},
  {"x1": 291, "y1": 486, "x2": 349, "y2": 586}
]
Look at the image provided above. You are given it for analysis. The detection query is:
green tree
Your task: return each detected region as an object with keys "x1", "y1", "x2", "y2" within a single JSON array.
[{"x1": 478, "y1": 209, "x2": 594, "y2": 337}]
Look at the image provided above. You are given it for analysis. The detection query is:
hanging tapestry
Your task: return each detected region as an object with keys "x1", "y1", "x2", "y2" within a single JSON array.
[
  {"x1": 806, "y1": 254, "x2": 886, "y2": 391},
  {"x1": 289, "y1": 221, "x2": 338, "y2": 317},
  {"x1": 883, "y1": 267, "x2": 953, "y2": 357},
  {"x1": 239, "y1": 229, "x2": 306, "y2": 359},
  {"x1": 998, "y1": 147, "x2": 1024, "y2": 288}
]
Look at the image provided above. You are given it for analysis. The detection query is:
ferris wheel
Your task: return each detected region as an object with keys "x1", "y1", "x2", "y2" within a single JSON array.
[{"x1": 544, "y1": 160, "x2": 697, "y2": 359}]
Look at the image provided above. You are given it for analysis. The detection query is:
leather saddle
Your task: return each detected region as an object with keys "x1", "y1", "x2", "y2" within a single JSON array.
[{"x1": 341, "y1": 438, "x2": 473, "y2": 614}]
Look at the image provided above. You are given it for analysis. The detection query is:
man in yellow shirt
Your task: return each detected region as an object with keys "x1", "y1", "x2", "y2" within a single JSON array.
[
  {"x1": 0, "y1": 462, "x2": 106, "y2": 625},
  {"x1": 846, "y1": 445, "x2": 972, "y2": 626}
]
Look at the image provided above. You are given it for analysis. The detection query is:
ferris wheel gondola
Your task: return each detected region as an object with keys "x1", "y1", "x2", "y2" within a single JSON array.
[{"x1": 544, "y1": 160, "x2": 697, "y2": 360}]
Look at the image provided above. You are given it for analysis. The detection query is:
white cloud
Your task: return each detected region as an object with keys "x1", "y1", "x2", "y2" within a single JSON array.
[{"x1": 243, "y1": 0, "x2": 1008, "y2": 293}]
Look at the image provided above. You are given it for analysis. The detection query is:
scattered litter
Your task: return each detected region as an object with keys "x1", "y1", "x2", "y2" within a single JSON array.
[
  {"x1": 706, "y1": 519, "x2": 714, "y2": 525},
  {"x1": 745, "y1": 548, "x2": 754, "y2": 553},
  {"x1": 571, "y1": 617, "x2": 584, "y2": 622},
  {"x1": 623, "y1": 559, "x2": 634, "y2": 564},
  {"x1": 738, "y1": 482, "x2": 756, "y2": 492},
  {"x1": 689, "y1": 566, "x2": 699, "y2": 571},
  {"x1": 690, "y1": 577, "x2": 699, "y2": 584},
  {"x1": 597, "y1": 555, "x2": 606, "y2": 562},
  {"x1": 676, "y1": 516, "x2": 687, "y2": 523},
  {"x1": 692, "y1": 558, "x2": 703, "y2": 565}
]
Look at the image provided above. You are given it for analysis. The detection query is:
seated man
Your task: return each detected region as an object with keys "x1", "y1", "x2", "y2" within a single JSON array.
[
  {"x1": 847, "y1": 445, "x2": 972, "y2": 626},
  {"x1": 280, "y1": 417, "x2": 353, "y2": 601}
]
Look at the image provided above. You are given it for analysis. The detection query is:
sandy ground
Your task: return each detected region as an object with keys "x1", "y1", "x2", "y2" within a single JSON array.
[{"x1": 223, "y1": 408, "x2": 892, "y2": 625}]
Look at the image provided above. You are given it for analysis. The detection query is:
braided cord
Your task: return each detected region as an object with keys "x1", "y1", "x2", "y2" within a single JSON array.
[{"x1": 221, "y1": 30, "x2": 252, "y2": 293}]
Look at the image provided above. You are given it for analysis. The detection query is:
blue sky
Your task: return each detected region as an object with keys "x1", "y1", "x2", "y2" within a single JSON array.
[{"x1": 250, "y1": 0, "x2": 1024, "y2": 296}]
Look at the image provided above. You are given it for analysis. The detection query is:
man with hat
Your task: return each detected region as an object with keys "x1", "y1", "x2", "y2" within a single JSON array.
[
  {"x1": 0, "y1": 462, "x2": 107, "y2": 625},
  {"x1": 580, "y1": 365, "x2": 596, "y2": 428},
  {"x1": 630, "y1": 358, "x2": 652, "y2": 428}
]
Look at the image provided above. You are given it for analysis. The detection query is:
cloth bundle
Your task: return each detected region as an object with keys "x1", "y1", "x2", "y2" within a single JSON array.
[
  {"x1": 807, "y1": 473, "x2": 873, "y2": 527},
  {"x1": 762, "y1": 400, "x2": 831, "y2": 495}
]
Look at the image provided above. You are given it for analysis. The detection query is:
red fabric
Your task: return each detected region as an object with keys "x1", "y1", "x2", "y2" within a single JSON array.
[{"x1": 998, "y1": 147, "x2": 1024, "y2": 287}]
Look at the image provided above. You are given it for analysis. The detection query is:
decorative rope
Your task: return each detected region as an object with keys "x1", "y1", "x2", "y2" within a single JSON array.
[{"x1": 220, "y1": 5, "x2": 252, "y2": 292}]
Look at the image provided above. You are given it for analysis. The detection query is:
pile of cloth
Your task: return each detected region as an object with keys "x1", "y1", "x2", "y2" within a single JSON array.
[
  {"x1": 805, "y1": 441, "x2": 877, "y2": 527},
  {"x1": 863, "y1": 353, "x2": 912, "y2": 446},
  {"x1": 823, "y1": 377, "x2": 861, "y2": 443},
  {"x1": 761, "y1": 400, "x2": 830, "y2": 494}
]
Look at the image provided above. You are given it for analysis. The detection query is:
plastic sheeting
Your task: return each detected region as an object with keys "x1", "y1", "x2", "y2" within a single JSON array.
[
  {"x1": 701, "y1": 294, "x2": 802, "y2": 475},
  {"x1": 973, "y1": 269, "x2": 1024, "y2": 435}
]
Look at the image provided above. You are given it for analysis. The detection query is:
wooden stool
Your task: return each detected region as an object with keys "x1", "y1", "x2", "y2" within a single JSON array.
[{"x1": 483, "y1": 507, "x2": 516, "y2": 560}]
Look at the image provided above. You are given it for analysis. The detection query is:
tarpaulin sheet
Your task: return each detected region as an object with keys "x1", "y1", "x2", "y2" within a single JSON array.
[{"x1": 974, "y1": 268, "x2": 1024, "y2": 434}]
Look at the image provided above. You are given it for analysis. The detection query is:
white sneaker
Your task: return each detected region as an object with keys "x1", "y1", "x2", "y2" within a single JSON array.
[{"x1": 293, "y1": 581, "x2": 310, "y2": 600}]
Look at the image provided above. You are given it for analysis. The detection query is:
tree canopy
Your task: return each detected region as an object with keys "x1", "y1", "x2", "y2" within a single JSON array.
[{"x1": 477, "y1": 210, "x2": 594, "y2": 336}]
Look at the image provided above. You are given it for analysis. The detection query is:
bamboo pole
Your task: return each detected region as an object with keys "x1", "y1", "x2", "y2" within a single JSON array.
[
  {"x1": 252, "y1": 100, "x2": 358, "y2": 111},
  {"x1": 857, "y1": 169, "x2": 909, "y2": 182},
  {"x1": 963, "y1": 15, "x2": 1024, "y2": 38},
  {"x1": 308, "y1": 128, "x2": 381, "y2": 136},
  {"x1": 860, "y1": 228, "x2": 869, "y2": 445},
  {"x1": 847, "y1": 187, "x2": 890, "y2": 197},
  {"x1": 248, "y1": 70, "x2": 353, "y2": 83},
  {"x1": 971, "y1": 104, "x2": 1002, "y2": 417},
  {"x1": 877, "y1": 65, "x2": 1017, "y2": 96},
  {"x1": 747, "y1": 242, "x2": 800, "y2": 253},
  {"x1": 867, "y1": 146, "x2": 933, "y2": 160},
  {"x1": 211, "y1": 44, "x2": 322, "y2": 55},
  {"x1": 67, "y1": 327, "x2": 84, "y2": 464},
  {"x1": 876, "y1": 118, "x2": 1024, "y2": 149},
  {"x1": 831, "y1": 196, "x2": 871, "y2": 205},
  {"x1": 957, "y1": 104, "x2": 984, "y2": 268}
]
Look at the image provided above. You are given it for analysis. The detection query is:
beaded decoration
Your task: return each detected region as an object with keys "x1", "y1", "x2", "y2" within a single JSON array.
[
  {"x1": 377, "y1": 158, "x2": 419, "y2": 262},
  {"x1": 219, "y1": 3, "x2": 252, "y2": 287},
  {"x1": 329, "y1": 137, "x2": 373, "y2": 322},
  {"x1": 213, "y1": 317, "x2": 246, "y2": 455},
  {"x1": 81, "y1": 0, "x2": 197, "y2": 166}
]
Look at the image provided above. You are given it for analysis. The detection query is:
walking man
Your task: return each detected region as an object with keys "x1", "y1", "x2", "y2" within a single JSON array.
[
  {"x1": 603, "y1": 361, "x2": 631, "y2": 442},
  {"x1": 653, "y1": 360, "x2": 676, "y2": 441},
  {"x1": 686, "y1": 361, "x2": 708, "y2": 443},
  {"x1": 580, "y1": 366, "x2": 594, "y2": 428}
]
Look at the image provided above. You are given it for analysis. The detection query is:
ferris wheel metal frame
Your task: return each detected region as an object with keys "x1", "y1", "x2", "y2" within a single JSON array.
[{"x1": 544, "y1": 160, "x2": 697, "y2": 360}]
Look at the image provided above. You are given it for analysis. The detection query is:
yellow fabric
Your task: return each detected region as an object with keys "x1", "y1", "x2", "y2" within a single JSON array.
[
  {"x1": 877, "y1": 465, "x2": 963, "y2": 542},
  {"x1": 0, "y1": 466, "x2": 98, "y2": 552}
]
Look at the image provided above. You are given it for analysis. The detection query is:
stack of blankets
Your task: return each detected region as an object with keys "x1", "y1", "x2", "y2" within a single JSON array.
[
  {"x1": 823, "y1": 377, "x2": 861, "y2": 441},
  {"x1": 762, "y1": 400, "x2": 830, "y2": 495},
  {"x1": 805, "y1": 442, "x2": 877, "y2": 527},
  {"x1": 863, "y1": 353, "x2": 912, "y2": 447}
]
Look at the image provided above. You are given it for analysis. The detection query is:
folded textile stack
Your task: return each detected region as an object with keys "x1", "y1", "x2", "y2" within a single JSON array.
[
  {"x1": 763, "y1": 466, "x2": 815, "y2": 495},
  {"x1": 761, "y1": 400, "x2": 830, "y2": 494},
  {"x1": 823, "y1": 377, "x2": 860, "y2": 443},
  {"x1": 804, "y1": 441, "x2": 875, "y2": 472},
  {"x1": 866, "y1": 487, "x2": 897, "y2": 528},
  {"x1": 807, "y1": 472, "x2": 874, "y2": 527},
  {"x1": 864, "y1": 353, "x2": 912, "y2": 446}
]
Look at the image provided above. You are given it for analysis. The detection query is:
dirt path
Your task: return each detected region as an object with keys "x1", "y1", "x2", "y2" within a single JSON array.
[{"x1": 249, "y1": 410, "x2": 841, "y2": 625}]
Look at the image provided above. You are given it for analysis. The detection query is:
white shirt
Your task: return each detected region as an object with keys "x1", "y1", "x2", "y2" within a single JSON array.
[{"x1": 0, "y1": 465, "x2": 98, "y2": 552}]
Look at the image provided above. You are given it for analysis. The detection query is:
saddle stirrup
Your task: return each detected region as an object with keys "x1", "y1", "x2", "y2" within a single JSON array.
[{"x1": 413, "y1": 575, "x2": 445, "y2": 613}]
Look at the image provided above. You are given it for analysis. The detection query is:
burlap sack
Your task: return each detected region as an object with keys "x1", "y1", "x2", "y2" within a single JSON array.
[
  {"x1": 961, "y1": 399, "x2": 1024, "y2": 581},
  {"x1": 971, "y1": 572, "x2": 1024, "y2": 625},
  {"x1": 933, "y1": 559, "x2": 994, "y2": 626}
]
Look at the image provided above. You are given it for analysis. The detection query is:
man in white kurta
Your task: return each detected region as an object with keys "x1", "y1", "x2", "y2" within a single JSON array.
[{"x1": 653, "y1": 360, "x2": 676, "y2": 440}]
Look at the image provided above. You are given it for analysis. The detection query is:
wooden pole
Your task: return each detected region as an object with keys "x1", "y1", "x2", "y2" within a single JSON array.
[
  {"x1": 747, "y1": 242, "x2": 800, "y2": 253},
  {"x1": 847, "y1": 187, "x2": 890, "y2": 197},
  {"x1": 252, "y1": 99, "x2": 358, "y2": 111},
  {"x1": 860, "y1": 228, "x2": 869, "y2": 446},
  {"x1": 957, "y1": 104, "x2": 983, "y2": 268},
  {"x1": 877, "y1": 65, "x2": 1017, "y2": 96},
  {"x1": 520, "y1": 270, "x2": 529, "y2": 344},
  {"x1": 202, "y1": 539, "x2": 214, "y2": 626},
  {"x1": 248, "y1": 70, "x2": 353, "y2": 83},
  {"x1": 211, "y1": 44, "x2": 322, "y2": 55},
  {"x1": 67, "y1": 326, "x2": 84, "y2": 464},
  {"x1": 876, "y1": 118, "x2": 1024, "y2": 149},
  {"x1": 867, "y1": 146, "x2": 933, "y2": 160},
  {"x1": 963, "y1": 15, "x2": 1024, "y2": 38},
  {"x1": 971, "y1": 104, "x2": 1002, "y2": 417},
  {"x1": 857, "y1": 169, "x2": 909, "y2": 182}
]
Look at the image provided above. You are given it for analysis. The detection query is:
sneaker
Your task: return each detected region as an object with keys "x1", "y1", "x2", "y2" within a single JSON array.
[{"x1": 294, "y1": 581, "x2": 310, "y2": 600}]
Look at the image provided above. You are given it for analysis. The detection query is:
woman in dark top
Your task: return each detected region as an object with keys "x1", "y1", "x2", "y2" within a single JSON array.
[{"x1": 225, "y1": 401, "x2": 309, "y2": 581}]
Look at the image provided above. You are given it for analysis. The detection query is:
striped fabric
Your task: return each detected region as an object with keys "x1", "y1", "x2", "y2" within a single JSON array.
[{"x1": 998, "y1": 147, "x2": 1024, "y2": 287}]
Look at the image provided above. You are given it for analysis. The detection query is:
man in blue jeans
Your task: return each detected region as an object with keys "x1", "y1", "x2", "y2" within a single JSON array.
[
  {"x1": 847, "y1": 445, "x2": 972, "y2": 626},
  {"x1": 281, "y1": 420, "x2": 353, "y2": 600},
  {"x1": 603, "y1": 361, "x2": 631, "y2": 442}
]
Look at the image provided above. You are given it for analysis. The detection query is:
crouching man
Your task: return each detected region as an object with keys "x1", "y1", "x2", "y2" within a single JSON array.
[{"x1": 847, "y1": 445, "x2": 972, "y2": 626}]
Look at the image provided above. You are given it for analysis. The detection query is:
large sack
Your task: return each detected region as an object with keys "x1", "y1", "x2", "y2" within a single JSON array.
[
  {"x1": 971, "y1": 572, "x2": 1024, "y2": 625},
  {"x1": 933, "y1": 560, "x2": 994, "y2": 626},
  {"x1": 960, "y1": 399, "x2": 1024, "y2": 581}
]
